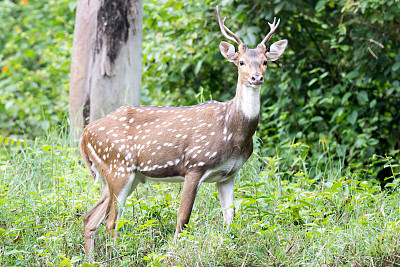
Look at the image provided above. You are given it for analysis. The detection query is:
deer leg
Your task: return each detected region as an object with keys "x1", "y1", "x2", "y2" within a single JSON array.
[
  {"x1": 173, "y1": 174, "x2": 201, "y2": 242},
  {"x1": 217, "y1": 176, "x2": 235, "y2": 225},
  {"x1": 83, "y1": 186, "x2": 110, "y2": 255},
  {"x1": 104, "y1": 173, "x2": 140, "y2": 239}
]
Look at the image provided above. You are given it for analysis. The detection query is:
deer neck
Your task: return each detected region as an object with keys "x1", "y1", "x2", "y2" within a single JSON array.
[
  {"x1": 222, "y1": 82, "x2": 261, "y2": 146},
  {"x1": 233, "y1": 82, "x2": 261, "y2": 120}
]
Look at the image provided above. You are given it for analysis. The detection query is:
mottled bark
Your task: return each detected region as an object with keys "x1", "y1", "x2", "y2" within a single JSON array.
[{"x1": 69, "y1": 0, "x2": 142, "y2": 141}]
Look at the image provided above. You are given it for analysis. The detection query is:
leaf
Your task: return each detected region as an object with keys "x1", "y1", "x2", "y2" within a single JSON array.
[
  {"x1": 5, "y1": 249, "x2": 30, "y2": 255},
  {"x1": 392, "y1": 61, "x2": 400, "y2": 72},
  {"x1": 81, "y1": 263, "x2": 100, "y2": 267},
  {"x1": 315, "y1": 0, "x2": 326, "y2": 12},
  {"x1": 320, "y1": 72, "x2": 329, "y2": 79},
  {"x1": 356, "y1": 91, "x2": 369, "y2": 104},
  {"x1": 234, "y1": 199, "x2": 244, "y2": 210},
  {"x1": 274, "y1": 2, "x2": 285, "y2": 14},
  {"x1": 292, "y1": 77, "x2": 302, "y2": 90},
  {"x1": 245, "y1": 30, "x2": 256, "y2": 46},
  {"x1": 341, "y1": 92, "x2": 353, "y2": 104},
  {"x1": 42, "y1": 145, "x2": 51, "y2": 151},
  {"x1": 339, "y1": 24, "x2": 347, "y2": 35},
  {"x1": 194, "y1": 60, "x2": 203, "y2": 75},
  {"x1": 68, "y1": 2, "x2": 77, "y2": 12},
  {"x1": 297, "y1": 200, "x2": 312, "y2": 206},
  {"x1": 332, "y1": 107, "x2": 345, "y2": 123},
  {"x1": 180, "y1": 63, "x2": 190, "y2": 73},
  {"x1": 347, "y1": 71, "x2": 358, "y2": 79},
  {"x1": 311, "y1": 116, "x2": 323, "y2": 122},
  {"x1": 58, "y1": 258, "x2": 72, "y2": 267},
  {"x1": 308, "y1": 78, "x2": 318, "y2": 86},
  {"x1": 347, "y1": 110, "x2": 358, "y2": 125}
]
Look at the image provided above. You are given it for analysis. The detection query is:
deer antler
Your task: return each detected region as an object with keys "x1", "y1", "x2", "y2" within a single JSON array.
[
  {"x1": 216, "y1": 5, "x2": 243, "y2": 45},
  {"x1": 259, "y1": 17, "x2": 280, "y2": 46}
]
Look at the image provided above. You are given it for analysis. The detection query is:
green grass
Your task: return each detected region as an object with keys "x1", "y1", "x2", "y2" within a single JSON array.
[{"x1": 0, "y1": 128, "x2": 399, "y2": 266}]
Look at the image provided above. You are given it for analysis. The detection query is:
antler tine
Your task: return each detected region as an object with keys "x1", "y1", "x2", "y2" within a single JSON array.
[
  {"x1": 216, "y1": 5, "x2": 243, "y2": 45},
  {"x1": 260, "y1": 17, "x2": 281, "y2": 46}
]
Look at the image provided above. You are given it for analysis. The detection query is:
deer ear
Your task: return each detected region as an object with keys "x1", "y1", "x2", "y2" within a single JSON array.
[
  {"x1": 266, "y1": 39, "x2": 288, "y2": 61},
  {"x1": 219, "y1": 41, "x2": 238, "y2": 65}
]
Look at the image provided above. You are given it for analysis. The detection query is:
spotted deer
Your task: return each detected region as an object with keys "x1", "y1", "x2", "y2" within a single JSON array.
[{"x1": 79, "y1": 6, "x2": 287, "y2": 255}]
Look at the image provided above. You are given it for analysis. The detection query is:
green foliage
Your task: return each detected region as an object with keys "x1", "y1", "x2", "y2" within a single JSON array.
[
  {"x1": 142, "y1": 0, "x2": 230, "y2": 106},
  {"x1": 0, "y1": 0, "x2": 75, "y2": 138},
  {"x1": 246, "y1": 0, "x2": 400, "y2": 164},
  {"x1": 0, "y1": 133, "x2": 399, "y2": 265}
]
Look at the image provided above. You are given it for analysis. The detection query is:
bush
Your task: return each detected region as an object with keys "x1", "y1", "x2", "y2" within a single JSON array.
[{"x1": 0, "y1": 0, "x2": 75, "y2": 138}]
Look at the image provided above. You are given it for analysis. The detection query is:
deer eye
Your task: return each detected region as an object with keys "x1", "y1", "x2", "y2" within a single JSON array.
[
  {"x1": 239, "y1": 61, "x2": 245, "y2": 66},
  {"x1": 263, "y1": 60, "x2": 268, "y2": 66}
]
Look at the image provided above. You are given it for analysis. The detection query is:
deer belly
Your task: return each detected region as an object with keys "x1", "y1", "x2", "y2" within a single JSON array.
[
  {"x1": 137, "y1": 173, "x2": 185, "y2": 183},
  {"x1": 200, "y1": 155, "x2": 248, "y2": 184}
]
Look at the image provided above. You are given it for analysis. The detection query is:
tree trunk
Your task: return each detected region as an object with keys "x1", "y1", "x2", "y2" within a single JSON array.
[{"x1": 69, "y1": 0, "x2": 142, "y2": 141}]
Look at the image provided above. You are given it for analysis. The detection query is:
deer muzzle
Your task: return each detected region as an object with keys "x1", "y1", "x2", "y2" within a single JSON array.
[{"x1": 250, "y1": 73, "x2": 264, "y2": 85}]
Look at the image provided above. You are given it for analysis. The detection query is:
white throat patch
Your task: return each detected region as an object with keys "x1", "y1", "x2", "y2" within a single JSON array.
[{"x1": 240, "y1": 84, "x2": 261, "y2": 119}]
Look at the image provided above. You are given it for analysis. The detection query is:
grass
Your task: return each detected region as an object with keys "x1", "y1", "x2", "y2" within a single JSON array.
[{"x1": 0, "y1": 128, "x2": 399, "y2": 266}]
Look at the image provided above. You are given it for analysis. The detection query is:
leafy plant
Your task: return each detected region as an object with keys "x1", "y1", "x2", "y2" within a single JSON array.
[{"x1": 0, "y1": 0, "x2": 75, "y2": 138}]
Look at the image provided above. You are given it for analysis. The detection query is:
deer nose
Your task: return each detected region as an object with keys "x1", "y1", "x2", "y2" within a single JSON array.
[{"x1": 251, "y1": 73, "x2": 264, "y2": 85}]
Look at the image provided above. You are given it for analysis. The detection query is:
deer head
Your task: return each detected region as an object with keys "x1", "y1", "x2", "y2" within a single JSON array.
[{"x1": 216, "y1": 6, "x2": 287, "y2": 88}]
